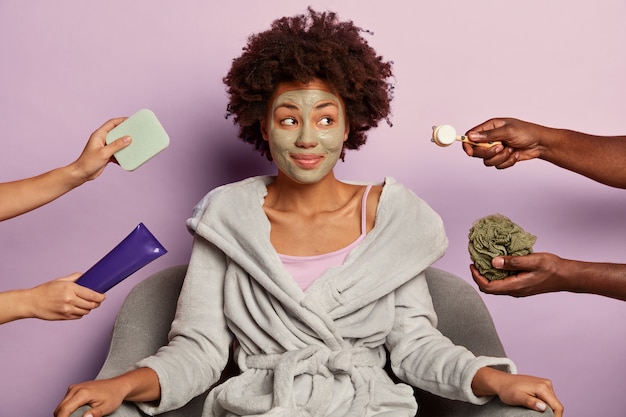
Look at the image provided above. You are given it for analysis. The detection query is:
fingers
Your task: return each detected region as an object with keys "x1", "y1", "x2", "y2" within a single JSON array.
[
  {"x1": 31, "y1": 280, "x2": 105, "y2": 320},
  {"x1": 469, "y1": 264, "x2": 491, "y2": 291},
  {"x1": 96, "y1": 117, "x2": 127, "y2": 134},
  {"x1": 472, "y1": 146, "x2": 518, "y2": 168},
  {"x1": 55, "y1": 384, "x2": 96, "y2": 417},
  {"x1": 57, "y1": 272, "x2": 83, "y2": 282},
  {"x1": 107, "y1": 135, "x2": 132, "y2": 150},
  {"x1": 54, "y1": 384, "x2": 86, "y2": 417},
  {"x1": 470, "y1": 264, "x2": 514, "y2": 295},
  {"x1": 527, "y1": 378, "x2": 564, "y2": 417},
  {"x1": 54, "y1": 276, "x2": 106, "y2": 304},
  {"x1": 493, "y1": 254, "x2": 539, "y2": 272},
  {"x1": 69, "y1": 284, "x2": 105, "y2": 317},
  {"x1": 466, "y1": 118, "x2": 508, "y2": 143},
  {"x1": 461, "y1": 135, "x2": 520, "y2": 169},
  {"x1": 55, "y1": 378, "x2": 126, "y2": 417},
  {"x1": 463, "y1": 142, "x2": 504, "y2": 159},
  {"x1": 103, "y1": 135, "x2": 132, "y2": 161},
  {"x1": 54, "y1": 385, "x2": 104, "y2": 417},
  {"x1": 463, "y1": 118, "x2": 526, "y2": 169},
  {"x1": 493, "y1": 373, "x2": 563, "y2": 417},
  {"x1": 89, "y1": 117, "x2": 131, "y2": 152},
  {"x1": 73, "y1": 284, "x2": 106, "y2": 302},
  {"x1": 465, "y1": 117, "x2": 507, "y2": 136},
  {"x1": 86, "y1": 118, "x2": 127, "y2": 148},
  {"x1": 72, "y1": 117, "x2": 132, "y2": 181},
  {"x1": 469, "y1": 263, "x2": 533, "y2": 297}
]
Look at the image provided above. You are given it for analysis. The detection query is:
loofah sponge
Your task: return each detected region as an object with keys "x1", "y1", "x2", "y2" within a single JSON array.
[{"x1": 468, "y1": 213, "x2": 537, "y2": 281}]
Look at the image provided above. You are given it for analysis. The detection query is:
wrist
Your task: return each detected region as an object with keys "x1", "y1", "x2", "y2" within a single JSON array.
[
  {"x1": 532, "y1": 124, "x2": 560, "y2": 161},
  {"x1": 61, "y1": 162, "x2": 90, "y2": 188},
  {"x1": 112, "y1": 373, "x2": 138, "y2": 400},
  {"x1": 554, "y1": 257, "x2": 583, "y2": 293},
  {"x1": 471, "y1": 366, "x2": 505, "y2": 397},
  {"x1": 115, "y1": 368, "x2": 161, "y2": 402}
]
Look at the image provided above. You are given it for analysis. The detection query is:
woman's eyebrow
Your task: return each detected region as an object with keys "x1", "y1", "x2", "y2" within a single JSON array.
[
  {"x1": 315, "y1": 101, "x2": 338, "y2": 111},
  {"x1": 275, "y1": 101, "x2": 338, "y2": 111},
  {"x1": 275, "y1": 102, "x2": 299, "y2": 111}
]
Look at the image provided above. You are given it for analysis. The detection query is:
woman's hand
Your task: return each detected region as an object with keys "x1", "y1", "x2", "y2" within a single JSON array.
[
  {"x1": 472, "y1": 367, "x2": 564, "y2": 417},
  {"x1": 55, "y1": 368, "x2": 160, "y2": 417},
  {"x1": 54, "y1": 378, "x2": 127, "y2": 417}
]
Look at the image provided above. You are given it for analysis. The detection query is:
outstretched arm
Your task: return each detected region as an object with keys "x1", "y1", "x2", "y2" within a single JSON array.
[
  {"x1": 471, "y1": 252, "x2": 626, "y2": 301},
  {"x1": 463, "y1": 117, "x2": 626, "y2": 188},
  {"x1": 0, "y1": 273, "x2": 105, "y2": 324},
  {"x1": 0, "y1": 117, "x2": 130, "y2": 221}
]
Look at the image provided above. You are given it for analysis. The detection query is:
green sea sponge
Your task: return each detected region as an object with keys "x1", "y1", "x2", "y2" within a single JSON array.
[{"x1": 468, "y1": 213, "x2": 537, "y2": 281}]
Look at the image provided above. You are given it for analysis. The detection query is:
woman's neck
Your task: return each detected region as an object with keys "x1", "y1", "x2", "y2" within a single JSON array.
[{"x1": 265, "y1": 171, "x2": 350, "y2": 214}]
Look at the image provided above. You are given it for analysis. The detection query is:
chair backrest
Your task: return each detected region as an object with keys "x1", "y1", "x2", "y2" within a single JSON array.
[{"x1": 424, "y1": 266, "x2": 506, "y2": 358}]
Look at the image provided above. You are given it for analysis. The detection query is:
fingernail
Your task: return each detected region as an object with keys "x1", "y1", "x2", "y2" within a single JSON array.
[
  {"x1": 492, "y1": 257, "x2": 504, "y2": 268},
  {"x1": 122, "y1": 136, "x2": 132, "y2": 143},
  {"x1": 536, "y1": 402, "x2": 547, "y2": 411}
]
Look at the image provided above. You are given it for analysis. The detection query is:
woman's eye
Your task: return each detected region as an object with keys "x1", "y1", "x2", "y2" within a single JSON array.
[
  {"x1": 280, "y1": 117, "x2": 297, "y2": 126},
  {"x1": 319, "y1": 116, "x2": 333, "y2": 126}
]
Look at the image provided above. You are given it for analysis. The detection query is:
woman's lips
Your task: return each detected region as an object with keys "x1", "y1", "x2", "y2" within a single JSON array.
[{"x1": 291, "y1": 153, "x2": 323, "y2": 169}]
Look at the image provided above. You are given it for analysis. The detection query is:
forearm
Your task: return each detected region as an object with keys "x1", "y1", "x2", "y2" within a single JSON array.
[
  {"x1": 539, "y1": 127, "x2": 626, "y2": 188},
  {"x1": 560, "y1": 258, "x2": 626, "y2": 301},
  {"x1": 0, "y1": 164, "x2": 86, "y2": 221},
  {"x1": 0, "y1": 289, "x2": 32, "y2": 324}
]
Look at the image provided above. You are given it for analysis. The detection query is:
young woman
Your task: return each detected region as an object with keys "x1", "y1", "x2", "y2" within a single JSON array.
[{"x1": 55, "y1": 9, "x2": 563, "y2": 417}]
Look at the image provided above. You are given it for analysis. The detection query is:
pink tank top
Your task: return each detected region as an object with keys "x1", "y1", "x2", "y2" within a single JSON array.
[{"x1": 278, "y1": 185, "x2": 372, "y2": 290}]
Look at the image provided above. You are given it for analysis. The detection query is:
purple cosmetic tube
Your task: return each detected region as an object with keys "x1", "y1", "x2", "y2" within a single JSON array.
[{"x1": 76, "y1": 223, "x2": 167, "y2": 293}]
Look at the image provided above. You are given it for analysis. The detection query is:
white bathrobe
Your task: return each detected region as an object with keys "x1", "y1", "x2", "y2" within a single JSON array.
[{"x1": 136, "y1": 176, "x2": 515, "y2": 416}]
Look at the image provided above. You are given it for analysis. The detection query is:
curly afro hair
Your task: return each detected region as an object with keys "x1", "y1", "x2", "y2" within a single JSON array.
[{"x1": 223, "y1": 7, "x2": 394, "y2": 161}]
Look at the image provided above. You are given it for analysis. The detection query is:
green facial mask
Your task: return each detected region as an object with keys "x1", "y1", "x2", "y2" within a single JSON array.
[{"x1": 267, "y1": 88, "x2": 346, "y2": 184}]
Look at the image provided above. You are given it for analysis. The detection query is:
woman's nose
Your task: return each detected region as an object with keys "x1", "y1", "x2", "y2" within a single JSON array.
[{"x1": 295, "y1": 125, "x2": 318, "y2": 148}]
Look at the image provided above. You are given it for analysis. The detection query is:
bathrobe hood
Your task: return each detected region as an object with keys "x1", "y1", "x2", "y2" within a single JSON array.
[{"x1": 187, "y1": 176, "x2": 448, "y2": 319}]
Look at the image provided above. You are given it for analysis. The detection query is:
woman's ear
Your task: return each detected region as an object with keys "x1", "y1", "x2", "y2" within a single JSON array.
[{"x1": 260, "y1": 119, "x2": 269, "y2": 141}]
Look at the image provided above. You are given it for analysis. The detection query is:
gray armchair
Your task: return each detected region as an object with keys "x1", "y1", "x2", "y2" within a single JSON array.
[{"x1": 71, "y1": 265, "x2": 553, "y2": 417}]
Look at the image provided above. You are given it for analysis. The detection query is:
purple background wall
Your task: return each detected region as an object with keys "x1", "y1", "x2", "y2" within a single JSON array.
[{"x1": 1, "y1": 1, "x2": 625, "y2": 416}]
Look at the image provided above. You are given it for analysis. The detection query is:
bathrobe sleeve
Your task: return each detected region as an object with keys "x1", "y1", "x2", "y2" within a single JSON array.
[
  {"x1": 386, "y1": 271, "x2": 516, "y2": 405},
  {"x1": 134, "y1": 235, "x2": 233, "y2": 414}
]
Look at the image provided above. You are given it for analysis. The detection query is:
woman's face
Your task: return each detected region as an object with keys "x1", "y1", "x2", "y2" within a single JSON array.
[{"x1": 261, "y1": 79, "x2": 349, "y2": 184}]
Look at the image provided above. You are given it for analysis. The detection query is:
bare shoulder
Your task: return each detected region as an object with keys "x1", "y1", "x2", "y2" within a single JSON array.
[{"x1": 365, "y1": 184, "x2": 383, "y2": 232}]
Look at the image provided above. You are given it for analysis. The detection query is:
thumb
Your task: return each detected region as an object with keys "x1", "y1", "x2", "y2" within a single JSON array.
[
  {"x1": 106, "y1": 135, "x2": 132, "y2": 153},
  {"x1": 492, "y1": 254, "x2": 536, "y2": 272},
  {"x1": 491, "y1": 256, "x2": 522, "y2": 270},
  {"x1": 467, "y1": 129, "x2": 496, "y2": 144}
]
